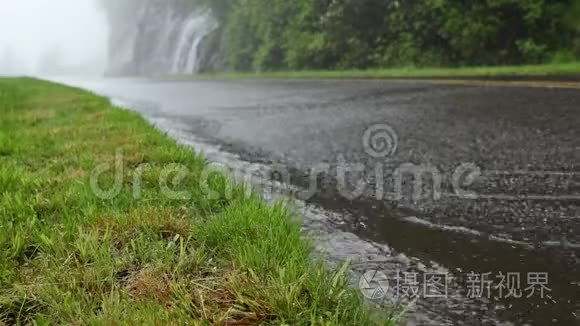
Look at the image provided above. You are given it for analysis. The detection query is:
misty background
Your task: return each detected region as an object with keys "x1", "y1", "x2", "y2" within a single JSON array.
[
  {"x1": 0, "y1": 0, "x2": 108, "y2": 76},
  {"x1": 1, "y1": 0, "x2": 578, "y2": 77}
]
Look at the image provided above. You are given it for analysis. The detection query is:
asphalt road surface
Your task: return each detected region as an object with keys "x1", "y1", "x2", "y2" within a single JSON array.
[{"x1": 55, "y1": 77, "x2": 580, "y2": 325}]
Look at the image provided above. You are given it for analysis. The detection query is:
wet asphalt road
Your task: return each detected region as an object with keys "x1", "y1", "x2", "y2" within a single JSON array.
[{"x1": 55, "y1": 77, "x2": 580, "y2": 325}]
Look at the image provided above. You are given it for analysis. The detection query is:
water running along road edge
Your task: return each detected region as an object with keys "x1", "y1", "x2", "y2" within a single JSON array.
[{"x1": 52, "y1": 77, "x2": 580, "y2": 325}]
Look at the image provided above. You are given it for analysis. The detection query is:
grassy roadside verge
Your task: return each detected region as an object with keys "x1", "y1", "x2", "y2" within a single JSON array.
[
  {"x1": 0, "y1": 78, "x2": 392, "y2": 324},
  {"x1": 186, "y1": 62, "x2": 580, "y2": 80}
]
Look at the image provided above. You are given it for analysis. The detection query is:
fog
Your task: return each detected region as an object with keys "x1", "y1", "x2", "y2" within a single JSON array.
[{"x1": 0, "y1": 0, "x2": 108, "y2": 76}]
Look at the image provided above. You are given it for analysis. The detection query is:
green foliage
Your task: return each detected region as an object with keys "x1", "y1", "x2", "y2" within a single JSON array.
[
  {"x1": 551, "y1": 50, "x2": 579, "y2": 64},
  {"x1": 199, "y1": 0, "x2": 580, "y2": 71}
]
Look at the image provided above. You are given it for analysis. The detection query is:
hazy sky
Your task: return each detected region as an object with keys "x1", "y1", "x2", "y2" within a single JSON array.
[{"x1": 0, "y1": 0, "x2": 108, "y2": 75}]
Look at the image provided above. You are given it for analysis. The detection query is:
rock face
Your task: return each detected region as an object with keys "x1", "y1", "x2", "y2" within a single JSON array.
[{"x1": 101, "y1": 0, "x2": 218, "y2": 75}]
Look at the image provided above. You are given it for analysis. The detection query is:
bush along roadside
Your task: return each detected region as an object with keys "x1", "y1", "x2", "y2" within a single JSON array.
[{"x1": 0, "y1": 78, "x2": 396, "y2": 325}]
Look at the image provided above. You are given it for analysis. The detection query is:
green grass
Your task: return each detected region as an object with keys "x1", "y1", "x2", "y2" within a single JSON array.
[
  {"x1": 0, "y1": 78, "x2": 396, "y2": 325},
  {"x1": 186, "y1": 62, "x2": 580, "y2": 80}
]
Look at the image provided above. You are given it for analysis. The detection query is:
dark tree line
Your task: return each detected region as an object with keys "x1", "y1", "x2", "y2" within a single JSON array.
[
  {"x1": 97, "y1": 0, "x2": 580, "y2": 72},
  {"x1": 96, "y1": 0, "x2": 580, "y2": 72},
  {"x1": 196, "y1": 0, "x2": 580, "y2": 71}
]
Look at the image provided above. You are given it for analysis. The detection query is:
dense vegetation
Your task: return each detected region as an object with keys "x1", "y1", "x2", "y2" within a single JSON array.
[
  {"x1": 0, "y1": 78, "x2": 392, "y2": 324},
  {"x1": 199, "y1": 0, "x2": 580, "y2": 72}
]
